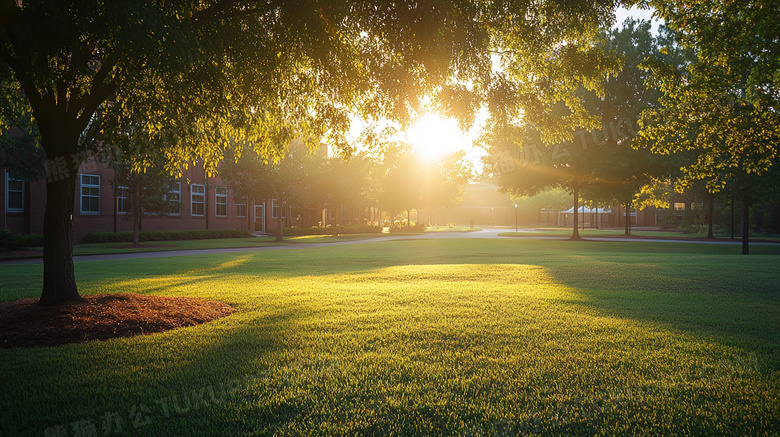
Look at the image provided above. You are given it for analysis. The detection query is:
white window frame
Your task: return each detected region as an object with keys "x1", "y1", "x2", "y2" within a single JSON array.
[
  {"x1": 271, "y1": 198, "x2": 279, "y2": 219},
  {"x1": 5, "y1": 173, "x2": 24, "y2": 213},
  {"x1": 169, "y1": 182, "x2": 181, "y2": 216},
  {"x1": 191, "y1": 184, "x2": 205, "y2": 216},
  {"x1": 215, "y1": 186, "x2": 228, "y2": 217},
  {"x1": 236, "y1": 203, "x2": 247, "y2": 218},
  {"x1": 116, "y1": 186, "x2": 130, "y2": 215},
  {"x1": 80, "y1": 174, "x2": 101, "y2": 214}
]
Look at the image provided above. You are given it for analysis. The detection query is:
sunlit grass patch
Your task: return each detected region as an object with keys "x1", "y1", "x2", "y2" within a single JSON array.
[{"x1": 1, "y1": 239, "x2": 778, "y2": 435}]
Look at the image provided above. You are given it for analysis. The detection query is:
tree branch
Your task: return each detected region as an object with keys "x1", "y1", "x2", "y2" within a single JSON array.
[
  {"x1": 192, "y1": 0, "x2": 242, "y2": 22},
  {"x1": 490, "y1": 49, "x2": 519, "y2": 55},
  {"x1": 192, "y1": 0, "x2": 273, "y2": 23}
]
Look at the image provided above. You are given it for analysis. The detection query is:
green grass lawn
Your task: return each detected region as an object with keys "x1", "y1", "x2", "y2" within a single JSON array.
[
  {"x1": 1, "y1": 234, "x2": 385, "y2": 259},
  {"x1": 1, "y1": 239, "x2": 779, "y2": 436}
]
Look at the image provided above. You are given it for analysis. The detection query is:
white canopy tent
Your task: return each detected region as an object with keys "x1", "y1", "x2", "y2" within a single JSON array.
[{"x1": 558, "y1": 207, "x2": 612, "y2": 228}]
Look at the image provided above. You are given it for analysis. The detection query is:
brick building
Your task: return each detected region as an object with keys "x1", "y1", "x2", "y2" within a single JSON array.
[{"x1": 2, "y1": 160, "x2": 377, "y2": 241}]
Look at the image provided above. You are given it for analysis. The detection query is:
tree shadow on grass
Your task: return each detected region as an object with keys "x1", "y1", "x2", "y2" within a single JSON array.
[
  {"x1": 543, "y1": 250, "x2": 780, "y2": 361},
  {"x1": 0, "y1": 305, "x2": 308, "y2": 436}
]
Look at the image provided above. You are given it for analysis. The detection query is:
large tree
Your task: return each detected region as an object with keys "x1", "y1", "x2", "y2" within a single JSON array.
[
  {"x1": 513, "y1": 187, "x2": 571, "y2": 225},
  {"x1": 640, "y1": 0, "x2": 780, "y2": 253},
  {"x1": 378, "y1": 143, "x2": 424, "y2": 227},
  {"x1": 483, "y1": 124, "x2": 594, "y2": 239},
  {"x1": 1, "y1": 0, "x2": 625, "y2": 304},
  {"x1": 111, "y1": 159, "x2": 181, "y2": 246},
  {"x1": 320, "y1": 153, "x2": 383, "y2": 227},
  {"x1": 220, "y1": 140, "x2": 324, "y2": 241},
  {"x1": 420, "y1": 151, "x2": 474, "y2": 214},
  {"x1": 584, "y1": 20, "x2": 669, "y2": 235},
  {"x1": 477, "y1": 3, "x2": 629, "y2": 240}
]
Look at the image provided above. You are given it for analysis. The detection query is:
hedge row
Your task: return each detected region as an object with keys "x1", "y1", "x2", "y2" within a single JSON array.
[
  {"x1": 0, "y1": 230, "x2": 45, "y2": 249},
  {"x1": 282, "y1": 225, "x2": 383, "y2": 236},
  {"x1": 83, "y1": 229, "x2": 251, "y2": 243},
  {"x1": 388, "y1": 223, "x2": 427, "y2": 233}
]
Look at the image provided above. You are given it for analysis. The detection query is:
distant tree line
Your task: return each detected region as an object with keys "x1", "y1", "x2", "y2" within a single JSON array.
[{"x1": 482, "y1": 12, "x2": 779, "y2": 253}]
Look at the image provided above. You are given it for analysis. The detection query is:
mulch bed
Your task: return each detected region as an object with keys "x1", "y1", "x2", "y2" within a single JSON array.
[{"x1": 0, "y1": 293, "x2": 235, "y2": 349}]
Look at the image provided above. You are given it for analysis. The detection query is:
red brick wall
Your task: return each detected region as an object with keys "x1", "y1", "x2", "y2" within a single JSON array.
[
  {"x1": 2, "y1": 162, "x2": 254, "y2": 241},
  {"x1": 3, "y1": 161, "x2": 376, "y2": 240}
]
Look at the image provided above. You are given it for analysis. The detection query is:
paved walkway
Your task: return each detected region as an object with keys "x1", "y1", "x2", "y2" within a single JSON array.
[{"x1": 1, "y1": 228, "x2": 776, "y2": 265}]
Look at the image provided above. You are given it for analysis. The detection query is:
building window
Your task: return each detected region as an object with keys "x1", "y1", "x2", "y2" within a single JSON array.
[
  {"x1": 5, "y1": 174, "x2": 24, "y2": 212},
  {"x1": 169, "y1": 182, "x2": 181, "y2": 216},
  {"x1": 352, "y1": 209, "x2": 359, "y2": 220},
  {"x1": 191, "y1": 184, "x2": 205, "y2": 216},
  {"x1": 272, "y1": 199, "x2": 279, "y2": 219},
  {"x1": 341, "y1": 203, "x2": 347, "y2": 219},
  {"x1": 117, "y1": 186, "x2": 130, "y2": 214},
  {"x1": 80, "y1": 174, "x2": 101, "y2": 214},
  {"x1": 215, "y1": 186, "x2": 227, "y2": 217},
  {"x1": 328, "y1": 207, "x2": 335, "y2": 220},
  {"x1": 236, "y1": 203, "x2": 247, "y2": 218},
  {"x1": 673, "y1": 202, "x2": 685, "y2": 210}
]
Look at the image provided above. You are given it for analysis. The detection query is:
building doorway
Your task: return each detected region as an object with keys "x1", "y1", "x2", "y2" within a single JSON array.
[{"x1": 254, "y1": 204, "x2": 265, "y2": 233}]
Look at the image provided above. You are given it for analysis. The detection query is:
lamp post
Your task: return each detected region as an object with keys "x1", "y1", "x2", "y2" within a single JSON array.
[{"x1": 514, "y1": 203, "x2": 518, "y2": 232}]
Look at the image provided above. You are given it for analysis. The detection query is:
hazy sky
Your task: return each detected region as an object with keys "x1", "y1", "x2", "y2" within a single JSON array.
[
  {"x1": 614, "y1": 5, "x2": 662, "y2": 34},
  {"x1": 353, "y1": 5, "x2": 665, "y2": 171}
]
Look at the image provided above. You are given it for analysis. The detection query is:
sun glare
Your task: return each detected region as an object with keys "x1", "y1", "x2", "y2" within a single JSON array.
[{"x1": 406, "y1": 114, "x2": 466, "y2": 162}]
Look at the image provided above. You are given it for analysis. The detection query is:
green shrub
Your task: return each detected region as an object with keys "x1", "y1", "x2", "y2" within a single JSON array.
[
  {"x1": 388, "y1": 223, "x2": 427, "y2": 233},
  {"x1": 282, "y1": 224, "x2": 382, "y2": 236},
  {"x1": 0, "y1": 230, "x2": 44, "y2": 249},
  {"x1": 82, "y1": 229, "x2": 250, "y2": 243},
  {"x1": 680, "y1": 209, "x2": 707, "y2": 234}
]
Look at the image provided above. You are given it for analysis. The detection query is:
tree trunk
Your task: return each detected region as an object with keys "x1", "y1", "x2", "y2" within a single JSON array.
[
  {"x1": 407, "y1": 209, "x2": 411, "y2": 228},
  {"x1": 742, "y1": 190, "x2": 750, "y2": 255},
  {"x1": 624, "y1": 201, "x2": 631, "y2": 236},
  {"x1": 39, "y1": 175, "x2": 83, "y2": 305},
  {"x1": 706, "y1": 194, "x2": 714, "y2": 239},
  {"x1": 570, "y1": 179, "x2": 581, "y2": 240},
  {"x1": 132, "y1": 215, "x2": 141, "y2": 246}
]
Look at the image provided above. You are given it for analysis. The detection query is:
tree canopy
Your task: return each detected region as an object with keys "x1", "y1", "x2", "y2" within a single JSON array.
[
  {"x1": 1, "y1": 0, "x2": 627, "y2": 304},
  {"x1": 638, "y1": 0, "x2": 780, "y2": 252},
  {"x1": 640, "y1": 0, "x2": 779, "y2": 186},
  {"x1": 220, "y1": 140, "x2": 325, "y2": 241}
]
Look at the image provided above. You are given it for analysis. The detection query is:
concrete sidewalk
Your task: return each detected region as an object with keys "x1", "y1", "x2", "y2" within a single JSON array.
[{"x1": 1, "y1": 228, "x2": 776, "y2": 265}]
